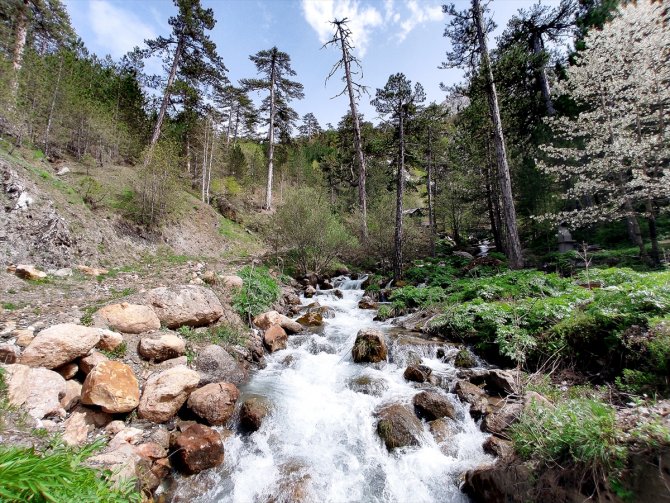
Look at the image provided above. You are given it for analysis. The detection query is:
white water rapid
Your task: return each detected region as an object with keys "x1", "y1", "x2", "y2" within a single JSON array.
[{"x1": 172, "y1": 277, "x2": 491, "y2": 503}]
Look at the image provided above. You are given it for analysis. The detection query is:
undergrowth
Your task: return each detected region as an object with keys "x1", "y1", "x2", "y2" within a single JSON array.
[{"x1": 232, "y1": 266, "x2": 280, "y2": 321}]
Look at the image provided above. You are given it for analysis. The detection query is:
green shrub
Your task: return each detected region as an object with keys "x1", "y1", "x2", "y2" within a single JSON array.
[
  {"x1": 510, "y1": 398, "x2": 626, "y2": 473},
  {"x1": 389, "y1": 286, "x2": 447, "y2": 310},
  {"x1": 376, "y1": 305, "x2": 394, "y2": 321},
  {"x1": 0, "y1": 440, "x2": 141, "y2": 502},
  {"x1": 232, "y1": 266, "x2": 281, "y2": 320}
]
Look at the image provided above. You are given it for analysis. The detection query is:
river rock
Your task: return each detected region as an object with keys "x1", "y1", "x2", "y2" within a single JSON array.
[
  {"x1": 196, "y1": 344, "x2": 248, "y2": 385},
  {"x1": 138, "y1": 365, "x2": 200, "y2": 423},
  {"x1": 187, "y1": 382, "x2": 239, "y2": 426},
  {"x1": 81, "y1": 360, "x2": 140, "y2": 414},
  {"x1": 351, "y1": 329, "x2": 388, "y2": 363},
  {"x1": 358, "y1": 296, "x2": 378, "y2": 310},
  {"x1": 171, "y1": 423, "x2": 224, "y2": 474},
  {"x1": 138, "y1": 332, "x2": 185, "y2": 362},
  {"x1": 79, "y1": 351, "x2": 108, "y2": 374},
  {"x1": 62, "y1": 405, "x2": 113, "y2": 446},
  {"x1": 87, "y1": 442, "x2": 142, "y2": 487},
  {"x1": 334, "y1": 289, "x2": 343, "y2": 299},
  {"x1": 14, "y1": 329, "x2": 35, "y2": 347},
  {"x1": 15, "y1": 264, "x2": 47, "y2": 280},
  {"x1": 413, "y1": 391, "x2": 456, "y2": 420},
  {"x1": 307, "y1": 305, "x2": 336, "y2": 319},
  {"x1": 221, "y1": 275, "x2": 243, "y2": 289},
  {"x1": 0, "y1": 343, "x2": 20, "y2": 364},
  {"x1": 253, "y1": 310, "x2": 302, "y2": 334},
  {"x1": 347, "y1": 375, "x2": 388, "y2": 396},
  {"x1": 375, "y1": 403, "x2": 423, "y2": 450},
  {"x1": 4, "y1": 364, "x2": 66, "y2": 419},
  {"x1": 20, "y1": 323, "x2": 101, "y2": 369},
  {"x1": 56, "y1": 362, "x2": 78, "y2": 380},
  {"x1": 481, "y1": 400, "x2": 524, "y2": 435},
  {"x1": 94, "y1": 303, "x2": 160, "y2": 334},
  {"x1": 304, "y1": 285, "x2": 316, "y2": 298},
  {"x1": 454, "y1": 380, "x2": 489, "y2": 419},
  {"x1": 283, "y1": 291, "x2": 301, "y2": 305},
  {"x1": 404, "y1": 364, "x2": 432, "y2": 383},
  {"x1": 239, "y1": 395, "x2": 271, "y2": 432},
  {"x1": 263, "y1": 325, "x2": 287, "y2": 352},
  {"x1": 96, "y1": 329, "x2": 124, "y2": 351},
  {"x1": 483, "y1": 435, "x2": 514, "y2": 460},
  {"x1": 60, "y1": 379, "x2": 82, "y2": 411},
  {"x1": 429, "y1": 417, "x2": 457, "y2": 444},
  {"x1": 146, "y1": 285, "x2": 224, "y2": 328},
  {"x1": 296, "y1": 312, "x2": 323, "y2": 327}
]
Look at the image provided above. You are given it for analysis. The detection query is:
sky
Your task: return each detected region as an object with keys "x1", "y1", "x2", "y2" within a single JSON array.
[{"x1": 62, "y1": 0, "x2": 561, "y2": 129}]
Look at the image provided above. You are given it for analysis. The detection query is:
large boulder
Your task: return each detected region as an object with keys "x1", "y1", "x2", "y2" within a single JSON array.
[
  {"x1": 404, "y1": 364, "x2": 432, "y2": 383},
  {"x1": 94, "y1": 303, "x2": 160, "y2": 334},
  {"x1": 138, "y1": 366, "x2": 200, "y2": 423},
  {"x1": 413, "y1": 391, "x2": 456, "y2": 421},
  {"x1": 15, "y1": 264, "x2": 47, "y2": 280},
  {"x1": 138, "y1": 333, "x2": 185, "y2": 362},
  {"x1": 146, "y1": 285, "x2": 223, "y2": 328},
  {"x1": 454, "y1": 380, "x2": 489, "y2": 419},
  {"x1": 81, "y1": 360, "x2": 140, "y2": 414},
  {"x1": 170, "y1": 423, "x2": 224, "y2": 474},
  {"x1": 253, "y1": 311, "x2": 302, "y2": 334},
  {"x1": 375, "y1": 403, "x2": 424, "y2": 450},
  {"x1": 351, "y1": 329, "x2": 388, "y2": 363},
  {"x1": 239, "y1": 395, "x2": 271, "y2": 432},
  {"x1": 358, "y1": 296, "x2": 378, "y2": 310},
  {"x1": 196, "y1": 344, "x2": 248, "y2": 385},
  {"x1": 79, "y1": 351, "x2": 108, "y2": 374},
  {"x1": 4, "y1": 364, "x2": 66, "y2": 419},
  {"x1": 481, "y1": 400, "x2": 524, "y2": 435},
  {"x1": 187, "y1": 382, "x2": 239, "y2": 426},
  {"x1": 97, "y1": 329, "x2": 124, "y2": 351},
  {"x1": 296, "y1": 312, "x2": 323, "y2": 327},
  {"x1": 20, "y1": 324, "x2": 101, "y2": 369},
  {"x1": 263, "y1": 325, "x2": 287, "y2": 353},
  {"x1": 307, "y1": 305, "x2": 336, "y2": 319}
]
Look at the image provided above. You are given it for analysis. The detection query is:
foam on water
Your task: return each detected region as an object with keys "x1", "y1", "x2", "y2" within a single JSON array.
[{"x1": 174, "y1": 283, "x2": 491, "y2": 503}]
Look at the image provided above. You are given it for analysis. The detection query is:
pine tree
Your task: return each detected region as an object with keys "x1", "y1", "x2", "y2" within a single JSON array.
[{"x1": 241, "y1": 47, "x2": 304, "y2": 210}]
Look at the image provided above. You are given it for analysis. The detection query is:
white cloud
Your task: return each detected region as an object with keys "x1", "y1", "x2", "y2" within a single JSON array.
[
  {"x1": 301, "y1": 0, "x2": 383, "y2": 57},
  {"x1": 88, "y1": 0, "x2": 157, "y2": 58},
  {"x1": 398, "y1": 0, "x2": 443, "y2": 42}
]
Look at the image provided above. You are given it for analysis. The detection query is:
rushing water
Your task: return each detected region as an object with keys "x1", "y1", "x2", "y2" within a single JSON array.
[{"x1": 172, "y1": 277, "x2": 491, "y2": 503}]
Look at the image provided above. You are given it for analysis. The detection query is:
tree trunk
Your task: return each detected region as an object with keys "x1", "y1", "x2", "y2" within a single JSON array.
[
  {"x1": 531, "y1": 33, "x2": 555, "y2": 116},
  {"x1": 473, "y1": 0, "x2": 524, "y2": 269},
  {"x1": 646, "y1": 201, "x2": 660, "y2": 266},
  {"x1": 10, "y1": 0, "x2": 30, "y2": 101},
  {"x1": 43, "y1": 55, "x2": 64, "y2": 158},
  {"x1": 186, "y1": 136, "x2": 191, "y2": 174},
  {"x1": 483, "y1": 161, "x2": 503, "y2": 253},
  {"x1": 265, "y1": 55, "x2": 277, "y2": 210},
  {"x1": 201, "y1": 121, "x2": 209, "y2": 202},
  {"x1": 393, "y1": 110, "x2": 405, "y2": 282},
  {"x1": 337, "y1": 24, "x2": 368, "y2": 239},
  {"x1": 144, "y1": 37, "x2": 184, "y2": 168},
  {"x1": 426, "y1": 129, "x2": 436, "y2": 256}
]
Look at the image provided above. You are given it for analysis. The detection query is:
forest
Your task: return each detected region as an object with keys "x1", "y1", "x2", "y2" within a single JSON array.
[{"x1": 0, "y1": 0, "x2": 669, "y2": 502}]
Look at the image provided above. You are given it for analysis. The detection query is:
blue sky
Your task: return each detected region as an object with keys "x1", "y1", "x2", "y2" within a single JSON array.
[{"x1": 63, "y1": 0, "x2": 560, "y2": 129}]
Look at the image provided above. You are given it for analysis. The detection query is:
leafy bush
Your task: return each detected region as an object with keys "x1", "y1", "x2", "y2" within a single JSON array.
[
  {"x1": 376, "y1": 305, "x2": 394, "y2": 321},
  {"x1": 232, "y1": 266, "x2": 281, "y2": 320},
  {"x1": 510, "y1": 398, "x2": 626, "y2": 473},
  {"x1": 0, "y1": 440, "x2": 141, "y2": 502},
  {"x1": 390, "y1": 286, "x2": 447, "y2": 310},
  {"x1": 267, "y1": 186, "x2": 357, "y2": 275}
]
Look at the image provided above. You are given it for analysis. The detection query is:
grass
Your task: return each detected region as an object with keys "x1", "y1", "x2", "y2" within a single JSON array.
[
  {"x1": 0, "y1": 439, "x2": 141, "y2": 502},
  {"x1": 1, "y1": 302, "x2": 20, "y2": 311},
  {"x1": 177, "y1": 324, "x2": 247, "y2": 347},
  {"x1": 232, "y1": 266, "x2": 281, "y2": 321},
  {"x1": 100, "y1": 341, "x2": 127, "y2": 359}
]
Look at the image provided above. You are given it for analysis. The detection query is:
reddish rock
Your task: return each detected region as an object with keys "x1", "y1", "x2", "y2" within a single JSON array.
[
  {"x1": 187, "y1": 382, "x2": 239, "y2": 426},
  {"x1": 239, "y1": 396, "x2": 271, "y2": 432},
  {"x1": 170, "y1": 424, "x2": 224, "y2": 474},
  {"x1": 404, "y1": 364, "x2": 432, "y2": 383},
  {"x1": 253, "y1": 311, "x2": 302, "y2": 334},
  {"x1": 81, "y1": 360, "x2": 140, "y2": 414},
  {"x1": 413, "y1": 391, "x2": 456, "y2": 420},
  {"x1": 138, "y1": 366, "x2": 200, "y2": 423},
  {"x1": 263, "y1": 325, "x2": 288, "y2": 353},
  {"x1": 56, "y1": 362, "x2": 78, "y2": 380},
  {"x1": 97, "y1": 329, "x2": 124, "y2": 351}
]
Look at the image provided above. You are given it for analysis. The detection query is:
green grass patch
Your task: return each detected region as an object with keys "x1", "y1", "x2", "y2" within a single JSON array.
[
  {"x1": 177, "y1": 324, "x2": 247, "y2": 346},
  {"x1": 232, "y1": 266, "x2": 281, "y2": 321},
  {"x1": 100, "y1": 341, "x2": 127, "y2": 359}
]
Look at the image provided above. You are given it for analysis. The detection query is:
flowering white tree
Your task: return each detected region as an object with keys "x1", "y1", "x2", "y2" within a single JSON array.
[{"x1": 538, "y1": 0, "x2": 669, "y2": 263}]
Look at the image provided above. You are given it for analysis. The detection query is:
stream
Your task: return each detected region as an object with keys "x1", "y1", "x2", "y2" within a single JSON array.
[{"x1": 172, "y1": 276, "x2": 491, "y2": 503}]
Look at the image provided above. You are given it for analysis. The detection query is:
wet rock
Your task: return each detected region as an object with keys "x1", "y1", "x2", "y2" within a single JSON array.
[
  {"x1": 0, "y1": 343, "x2": 20, "y2": 364},
  {"x1": 375, "y1": 403, "x2": 423, "y2": 450},
  {"x1": 171, "y1": 423, "x2": 224, "y2": 474},
  {"x1": 138, "y1": 332, "x2": 186, "y2": 362},
  {"x1": 63, "y1": 405, "x2": 112, "y2": 446},
  {"x1": 4, "y1": 363, "x2": 66, "y2": 419},
  {"x1": 196, "y1": 344, "x2": 248, "y2": 385},
  {"x1": 307, "y1": 305, "x2": 336, "y2": 319},
  {"x1": 481, "y1": 401, "x2": 523, "y2": 435},
  {"x1": 138, "y1": 365, "x2": 200, "y2": 423},
  {"x1": 263, "y1": 325, "x2": 287, "y2": 353},
  {"x1": 146, "y1": 285, "x2": 224, "y2": 328},
  {"x1": 20, "y1": 323, "x2": 101, "y2": 369},
  {"x1": 94, "y1": 303, "x2": 160, "y2": 334},
  {"x1": 81, "y1": 360, "x2": 140, "y2": 414},
  {"x1": 486, "y1": 369, "x2": 518, "y2": 396},
  {"x1": 403, "y1": 364, "x2": 432, "y2": 383},
  {"x1": 429, "y1": 417, "x2": 457, "y2": 444},
  {"x1": 347, "y1": 375, "x2": 388, "y2": 396},
  {"x1": 60, "y1": 379, "x2": 82, "y2": 411},
  {"x1": 351, "y1": 329, "x2": 388, "y2": 363},
  {"x1": 462, "y1": 462, "x2": 533, "y2": 503},
  {"x1": 221, "y1": 275, "x2": 243, "y2": 289},
  {"x1": 304, "y1": 285, "x2": 316, "y2": 298},
  {"x1": 187, "y1": 382, "x2": 239, "y2": 426},
  {"x1": 296, "y1": 312, "x2": 323, "y2": 327},
  {"x1": 413, "y1": 391, "x2": 456, "y2": 420},
  {"x1": 358, "y1": 296, "x2": 378, "y2": 310},
  {"x1": 483, "y1": 435, "x2": 514, "y2": 460},
  {"x1": 253, "y1": 310, "x2": 302, "y2": 334},
  {"x1": 136, "y1": 442, "x2": 167, "y2": 461},
  {"x1": 454, "y1": 380, "x2": 489, "y2": 419},
  {"x1": 15, "y1": 264, "x2": 47, "y2": 280},
  {"x1": 453, "y1": 348, "x2": 476, "y2": 368},
  {"x1": 268, "y1": 461, "x2": 312, "y2": 503},
  {"x1": 96, "y1": 329, "x2": 124, "y2": 351},
  {"x1": 79, "y1": 351, "x2": 108, "y2": 374},
  {"x1": 239, "y1": 395, "x2": 271, "y2": 432},
  {"x1": 333, "y1": 289, "x2": 343, "y2": 299},
  {"x1": 283, "y1": 291, "x2": 301, "y2": 305},
  {"x1": 56, "y1": 362, "x2": 78, "y2": 380}
]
